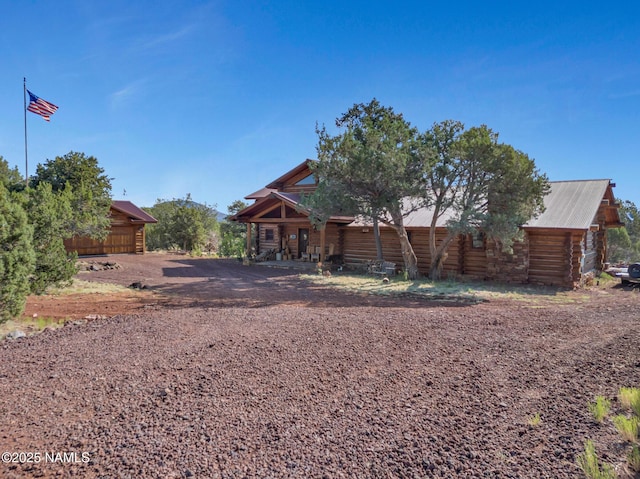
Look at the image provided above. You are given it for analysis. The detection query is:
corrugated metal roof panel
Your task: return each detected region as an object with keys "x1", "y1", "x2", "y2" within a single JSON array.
[
  {"x1": 348, "y1": 200, "x2": 455, "y2": 228},
  {"x1": 347, "y1": 180, "x2": 612, "y2": 231},
  {"x1": 524, "y1": 179, "x2": 610, "y2": 230}
]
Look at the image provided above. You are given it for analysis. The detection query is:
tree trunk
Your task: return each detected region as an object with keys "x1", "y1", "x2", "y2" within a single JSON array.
[
  {"x1": 398, "y1": 228, "x2": 420, "y2": 280},
  {"x1": 429, "y1": 232, "x2": 456, "y2": 280},
  {"x1": 387, "y1": 210, "x2": 419, "y2": 280},
  {"x1": 373, "y1": 217, "x2": 383, "y2": 260}
]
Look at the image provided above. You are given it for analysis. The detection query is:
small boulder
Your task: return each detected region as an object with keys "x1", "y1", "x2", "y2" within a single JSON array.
[{"x1": 6, "y1": 330, "x2": 26, "y2": 340}]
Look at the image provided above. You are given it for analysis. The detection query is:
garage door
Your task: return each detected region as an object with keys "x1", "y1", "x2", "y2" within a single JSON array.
[{"x1": 64, "y1": 226, "x2": 137, "y2": 255}]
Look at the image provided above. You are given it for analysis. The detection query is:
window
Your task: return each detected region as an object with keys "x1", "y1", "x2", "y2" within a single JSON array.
[
  {"x1": 471, "y1": 230, "x2": 484, "y2": 249},
  {"x1": 265, "y1": 229, "x2": 274, "y2": 241},
  {"x1": 294, "y1": 174, "x2": 316, "y2": 186}
]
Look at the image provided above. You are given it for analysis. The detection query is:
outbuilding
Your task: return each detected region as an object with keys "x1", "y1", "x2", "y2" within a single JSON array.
[{"x1": 64, "y1": 200, "x2": 157, "y2": 255}]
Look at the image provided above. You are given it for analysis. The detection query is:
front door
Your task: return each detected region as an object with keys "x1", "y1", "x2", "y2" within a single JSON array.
[{"x1": 298, "y1": 228, "x2": 309, "y2": 259}]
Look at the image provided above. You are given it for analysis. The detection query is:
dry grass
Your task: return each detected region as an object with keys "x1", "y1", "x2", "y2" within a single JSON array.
[
  {"x1": 48, "y1": 278, "x2": 131, "y2": 295},
  {"x1": 619, "y1": 387, "x2": 640, "y2": 416},
  {"x1": 301, "y1": 272, "x2": 581, "y2": 304},
  {"x1": 0, "y1": 315, "x2": 64, "y2": 339},
  {"x1": 1, "y1": 279, "x2": 133, "y2": 339}
]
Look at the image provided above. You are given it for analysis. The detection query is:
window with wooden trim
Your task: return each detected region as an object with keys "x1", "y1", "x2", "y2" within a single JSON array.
[
  {"x1": 471, "y1": 230, "x2": 485, "y2": 249},
  {"x1": 265, "y1": 228, "x2": 274, "y2": 241},
  {"x1": 294, "y1": 174, "x2": 315, "y2": 186}
]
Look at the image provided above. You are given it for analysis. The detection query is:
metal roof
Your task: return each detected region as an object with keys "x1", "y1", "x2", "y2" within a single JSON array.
[
  {"x1": 348, "y1": 199, "x2": 455, "y2": 228},
  {"x1": 348, "y1": 179, "x2": 614, "y2": 231},
  {"x1": 245, "y1": 187, "x2": 276, "y2": 200},
  {"x1": 111, "y1": 200, "x2": 158, "y2": 223},
  {"x1": 231, "y1": 191, "x2": 354, "y2": 223},
  {"x1": 524, "y1": 179, "x2": 610, "y2": 230}
]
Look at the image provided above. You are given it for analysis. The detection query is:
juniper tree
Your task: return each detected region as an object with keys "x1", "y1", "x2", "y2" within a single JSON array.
[
  {"x1": 31, "y1": 151, "x2": 112, "y2": 240},
  {"x1": 0, "y1": 184, "x2": 35, "y2": 322},
  {"x1": 25, "y1": 182, "x2": 77, "y2": 294},
  {"x1": 145, "y1": 195, "x2": 219, "y2": 252},
  {"x1": 306, "y1": 99, "x2": 430, "y2": 279},
  {"x1": 420, "y1": 121, "x2": 549, "y2": 279}
]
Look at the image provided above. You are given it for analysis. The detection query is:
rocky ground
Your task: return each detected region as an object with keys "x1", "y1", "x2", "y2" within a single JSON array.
[{"x1": 1, "y1": 254, "x2": 639, "y2": 478}]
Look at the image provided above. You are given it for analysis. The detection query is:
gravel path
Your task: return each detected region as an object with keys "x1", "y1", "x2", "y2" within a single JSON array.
[{"x1": 1, "y1": 256, "x2": 639, "y2": 478}]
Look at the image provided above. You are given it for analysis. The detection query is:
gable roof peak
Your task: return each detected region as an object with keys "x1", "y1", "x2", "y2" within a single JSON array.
[
  {"x1": 111, "y1": 200, "x2": 158, "y2": 223},
  {"x1": 265, "y1": 159, "x2": 317, "y2": 189}
]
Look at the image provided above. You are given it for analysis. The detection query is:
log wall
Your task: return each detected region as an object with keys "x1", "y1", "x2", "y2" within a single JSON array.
[
  {"x1": 257, "y1": 219, "x2": 598, "y2": 287},
  {"x1": 461, "y1": 234, "x2": 487, "y2": 278},
  {"x1": 527, "y1": 230, "x2": 583, "y2": 287},
  {"x1": 257, "y1": 225, "x2": 281, "y2": 252},
  {"x1": 595, "y1": 206, "x2": 608, "y2": 270},
  {"x1": 341, "y1": 227, "x2": 460, "y2": 276},
  {"x1": 583, "y1": 231, "x2": 597, "y2": 273},
  {"x1": 343, "y1": 226, "x2": 590, "y2": 287}
]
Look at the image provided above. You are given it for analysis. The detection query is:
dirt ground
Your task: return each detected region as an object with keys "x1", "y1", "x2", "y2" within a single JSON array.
[{"x1": 2, "y1": 253, "x2": 640, "y2": 478}]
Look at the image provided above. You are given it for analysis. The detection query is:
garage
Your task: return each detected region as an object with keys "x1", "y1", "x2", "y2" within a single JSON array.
[{"x1": 64, "y1": 201, "x2": 157, "y2": 255}]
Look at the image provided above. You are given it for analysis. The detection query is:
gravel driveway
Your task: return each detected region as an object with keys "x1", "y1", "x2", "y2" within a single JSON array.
[{"x1": 1, "y1": 255, "x2": 639, "y2": 478}]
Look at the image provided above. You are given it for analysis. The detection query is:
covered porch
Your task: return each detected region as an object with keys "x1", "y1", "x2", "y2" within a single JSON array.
[{"x1": 230, "y1": 191, "x2": 351, "y2": 263}]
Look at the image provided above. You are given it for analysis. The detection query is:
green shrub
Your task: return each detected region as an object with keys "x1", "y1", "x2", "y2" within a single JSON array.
[
  {"x1": 577, "y1": 440, "x2": 616, "y2": 479},
  {"x1": 633, "y1": 395, "x2": 640, "y2": 419},
  {"x1": 619, "y1": 387, "x2": 640, "y2": 412},
  {"x1": 0, "y1": 185, "x2": 35, "y2": 322},
  {"x1": 527, "y1": 412, "x2": 542, "y2": 427},
  {"x1": 588, "y1": 396, "x2": 611, "y2": 423},
  {"x1": 26, "y1": 183, "x2": 78, "y2": 294},
  {"x1": 628, "y1": 444, "x2": 640, "y2": 472},
  {"x1": 613, "y1": 414, "x2": 639, "y2": 442}
]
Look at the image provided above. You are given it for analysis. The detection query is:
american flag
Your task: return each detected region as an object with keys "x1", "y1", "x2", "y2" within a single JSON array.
[{"x1": 27, "y1": 90, "x2": 58, "y2": 121}]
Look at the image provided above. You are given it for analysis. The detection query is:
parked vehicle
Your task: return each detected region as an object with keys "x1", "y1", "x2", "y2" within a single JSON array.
[{"x1": 618, "y1": 263, "x2": 640, "y2": 285}]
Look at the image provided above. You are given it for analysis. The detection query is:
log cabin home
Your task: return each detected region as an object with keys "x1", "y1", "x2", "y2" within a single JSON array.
[
  {"x1": 231, "y1": 160, "x2": 623, "y2": 287},
  {"x1": 64, "y1": 200, "x2": 157, "y2": 256},
  {"x1": 231, "y1": 160, "x2": 354, "y2": 263}
]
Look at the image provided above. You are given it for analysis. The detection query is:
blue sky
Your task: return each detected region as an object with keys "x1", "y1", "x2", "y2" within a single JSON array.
[{"x1": 1, "y1": 1, "x2": 639, "y2": 214}]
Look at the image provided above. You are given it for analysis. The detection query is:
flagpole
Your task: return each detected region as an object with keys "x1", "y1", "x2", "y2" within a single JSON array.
[{"x1": 23, "y1": 77, "x2": 28, "y2": 186}]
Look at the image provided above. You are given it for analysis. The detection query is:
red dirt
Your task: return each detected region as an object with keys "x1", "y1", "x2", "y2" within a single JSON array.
[{"x1": 2, "y1": 253, "x2": 640, "y2": 478}]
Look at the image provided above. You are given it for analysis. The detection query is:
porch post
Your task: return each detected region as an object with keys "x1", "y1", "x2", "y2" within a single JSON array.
[
  {"x1": 246, "y1": 223, "x2": 252, "y2": 257},
  {"x1": 319, "y1": 226, "x2": 326, "y2": 263}
]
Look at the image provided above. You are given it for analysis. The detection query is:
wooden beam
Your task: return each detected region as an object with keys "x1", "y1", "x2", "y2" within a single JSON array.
[
  {"x1": 253, "y1": 201, "x2": 282, "y2": 219},
  {"x1": 250, "y1": 217, "x2": 310, "y2": 224},
  {"x1": 246, "y1": 223, "x2": 252, "y2": 257}
]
